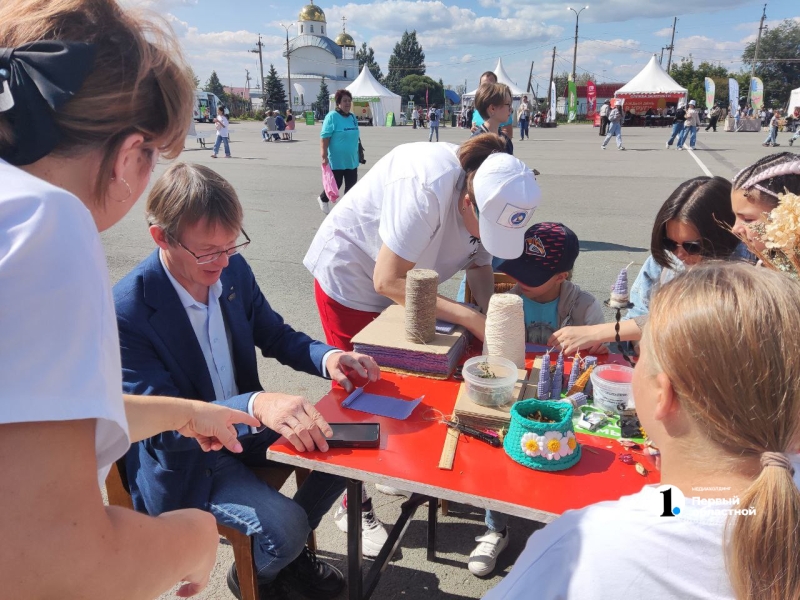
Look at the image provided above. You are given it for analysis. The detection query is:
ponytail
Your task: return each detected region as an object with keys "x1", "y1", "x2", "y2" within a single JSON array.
[
  {"x1": 645, "y1": 263, "x2": 800, "y2": 600},
  {"x1": 727, "y1": 459, "x2": 800, "y2": 600},
  {"x1": 457, "y1": 133, "x2": 506, "y2": 203}
]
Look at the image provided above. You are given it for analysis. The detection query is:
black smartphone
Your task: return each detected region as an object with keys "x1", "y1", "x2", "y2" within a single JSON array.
[{"x1": 327, "y1": 423, "x2": 380, "y2": 448}]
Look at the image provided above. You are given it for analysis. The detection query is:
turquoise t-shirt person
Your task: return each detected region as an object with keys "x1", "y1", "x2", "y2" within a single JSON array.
[
  {"x1": 320, "y1": 110, "x2": 360, "y2": 170},
  {"x1": 521, "y1": 296, "x2": 559, "y2": 345}
]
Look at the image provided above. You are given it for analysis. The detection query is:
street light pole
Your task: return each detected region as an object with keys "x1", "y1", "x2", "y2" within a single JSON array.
[
  {"x1": 567, "y1": 5, "x2": 588, "y2": 81},
  {"x1": 250, "y1": 34, "x2": 265, "y2": 107},
  {"x1": 281, "y1": 23, "x2": 294, "y2": 111}
]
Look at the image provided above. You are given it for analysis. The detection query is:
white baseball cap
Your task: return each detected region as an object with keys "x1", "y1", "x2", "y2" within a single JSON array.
[
  {"x1": 472, "y1": 153, "x2": 541, "y2": 260},
  {"x1": 689, "y1": 99, "x2": 696, "y2": 106}
]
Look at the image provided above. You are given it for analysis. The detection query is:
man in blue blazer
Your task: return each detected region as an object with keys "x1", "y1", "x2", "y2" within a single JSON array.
[{"x1": 114, "y1": 163, "x2": 381, "y2": 600}]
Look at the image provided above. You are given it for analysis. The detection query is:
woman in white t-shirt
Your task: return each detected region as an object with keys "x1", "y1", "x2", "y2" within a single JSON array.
[
  {"x1": 486, "y1": 262, "x2": 800, "y2": 600},
  {"x1": 0, "y1": 1, "x2": 258, "y2": 597},
  {"x1": 304, "y1": 134, "x2": 541, "y2": 351}
]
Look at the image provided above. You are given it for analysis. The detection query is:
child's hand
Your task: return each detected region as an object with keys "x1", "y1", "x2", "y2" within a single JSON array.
[{"x1": 548, "y1": 325, "x2": 602, "y2": 355}]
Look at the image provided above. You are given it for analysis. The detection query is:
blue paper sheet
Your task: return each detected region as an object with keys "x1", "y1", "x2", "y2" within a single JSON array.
[
  {"x1": 341, "y1": 387, "x2": 423, "y2": 420},
  {"x1": 435, "y1": 319, "x2": 456, "y2": 334}
]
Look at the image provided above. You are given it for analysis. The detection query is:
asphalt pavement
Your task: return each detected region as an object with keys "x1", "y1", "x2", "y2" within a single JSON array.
[{"x1": 100, "y1": 119, "x2": 793, "y2": 600}]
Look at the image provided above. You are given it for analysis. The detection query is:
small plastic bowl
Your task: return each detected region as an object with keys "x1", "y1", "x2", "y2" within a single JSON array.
[
  {"x1": 590, "y1": 364, "x2": 635, "y2": 414},
  {"x1": 462, "y1": 355, "x2": 518, "y2": 407}
]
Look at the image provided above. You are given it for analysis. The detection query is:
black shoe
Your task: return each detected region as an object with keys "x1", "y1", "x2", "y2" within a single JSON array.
[
  {"x1": 282, "y1": 546, "x2": 345, "y2": 599},
  {"x1": 227, "y1": 563, "x2": 291, "y2": 600}
]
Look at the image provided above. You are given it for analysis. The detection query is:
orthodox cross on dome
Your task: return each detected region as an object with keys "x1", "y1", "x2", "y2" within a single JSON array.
[{"x1": 341, "y1": 16, "x2": 347, "y2": 32}]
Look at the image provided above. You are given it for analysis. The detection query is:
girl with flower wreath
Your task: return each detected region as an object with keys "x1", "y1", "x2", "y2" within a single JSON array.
[
  {"x1": 486, "y1": 262, "x2": 800, "y2": 600},
  {"x1": 731, "y1": 152, "x2": 800, "y2": 256}
]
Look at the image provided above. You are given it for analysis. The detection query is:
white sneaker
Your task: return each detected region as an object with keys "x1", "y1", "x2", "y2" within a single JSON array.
[
  {"x1": 665, "y1": 141, "x2": 670, "y2": 149},
  {"x1": 317, "y1": 196, "x2": 331, "y2": 215},
  {"x1": 375, "y1": 484, "x2": 411, "y2": 497},
  {"x1": 468, "y1": 529, "x2": 510, "y2": 577},
  {"x1": 333, "y1": 505, "x2": 389, "y2": 558}
]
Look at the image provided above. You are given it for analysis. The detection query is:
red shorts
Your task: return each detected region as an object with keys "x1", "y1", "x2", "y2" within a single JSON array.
[{"x1": 314, "y1": 280, "x2": 380, "y2": 351}]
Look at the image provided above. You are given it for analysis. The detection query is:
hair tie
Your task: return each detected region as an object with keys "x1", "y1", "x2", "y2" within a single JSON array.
[
  {"x1": 760, "y1": 451, "x2": 795, "y2": 475},
  {"x1": 0, "y1": 41, "x2": 96, "y2": 166},
  {"x1": 739, "y1": 160, "x2": 800, "y2": 199}
]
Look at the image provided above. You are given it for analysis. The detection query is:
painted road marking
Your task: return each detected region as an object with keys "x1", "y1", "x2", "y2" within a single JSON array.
[{"x1": 687, "y1": 147, "x2": 713, "y2": 177}]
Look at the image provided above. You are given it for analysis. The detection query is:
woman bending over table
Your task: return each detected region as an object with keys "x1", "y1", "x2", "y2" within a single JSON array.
[
  {"x1": 550, "y1": 175, "x2": 739, "y2": 354},
  {"x1": 304, "y1": 133, "x2": 541, "y2": 351},
  {"x1": 0, "y1": 1, "x2": 258, "y2": 597},
  {"x1": 486, "y1": 262, "x2": 800, "y2": 600}
]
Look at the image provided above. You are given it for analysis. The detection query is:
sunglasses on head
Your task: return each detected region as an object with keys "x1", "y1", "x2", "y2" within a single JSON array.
[{"x1": 663, "y1": 238, "x2": 703, "y2": 255}]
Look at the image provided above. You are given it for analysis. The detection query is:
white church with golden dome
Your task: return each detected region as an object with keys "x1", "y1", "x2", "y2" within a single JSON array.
[{"x1": 280, "y1": 2, "x2": 358, "y2": 107}]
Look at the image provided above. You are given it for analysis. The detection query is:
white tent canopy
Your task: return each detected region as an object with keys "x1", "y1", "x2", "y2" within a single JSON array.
[
  {"x1": 332, "y1": 66, "x2": 401, "y2": 126},
  {"x1": 463, "y1": 58, "x2": 527, "y2": 99},
  {"x1": 788, "y1": 87, "x2": 800, "y2": 115},
  {"x1": 615, "y1": 55, "x2": 687, "y2": 97}
]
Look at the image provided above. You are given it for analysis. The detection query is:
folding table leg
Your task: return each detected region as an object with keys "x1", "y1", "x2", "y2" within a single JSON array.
[
  {"x1": 347, "y1": 479, "x2": 363, "y2": 600},
  {"x1": 427, "y1": 498, "x2": 437, "y2": 561}
]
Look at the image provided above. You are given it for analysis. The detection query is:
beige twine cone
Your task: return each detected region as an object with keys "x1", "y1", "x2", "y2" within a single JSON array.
[
  {"x1": 405, "y1": 269, "x2": 439, "y2": 343},
  {"x1": 483, "y1": 293, "x2": 526, "y2": 368}
]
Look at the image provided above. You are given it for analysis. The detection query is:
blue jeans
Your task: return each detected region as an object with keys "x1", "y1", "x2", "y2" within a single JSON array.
[
  {"x1": 677, "y1": 126, "x2": 696, "y2": 148},
  {"x1": 207, "y1": 431, "x2": 346, "y2": 582},
  {"x1": 667, "y1": 122, "x2": 684, "y2": 146},
  {"x1": 602, "y1": 122, "x2": 622, "y2": 148},
  {"x1": 485, "y1": 510, "x2": 508, "y2": 532},
  {"x1": 429, "y1": 124, "x2": 439, "y2": 141},
  {"x1": 764, "y1": 126, "x2": 778, "y2": 145},
  {"x1": 519, "y1": 118, "x2": 529, "y2": 139},
  {"x1": 213, "y1": 135, "x2": 230, "y2": 156}
]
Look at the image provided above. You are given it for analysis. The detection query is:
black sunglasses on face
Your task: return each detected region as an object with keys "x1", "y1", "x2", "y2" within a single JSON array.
[{"x1": 663, "y1": 237, "x2": 703, "y2": 255}]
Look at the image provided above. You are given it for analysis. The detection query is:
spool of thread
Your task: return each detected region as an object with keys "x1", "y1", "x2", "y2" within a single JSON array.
[
  {"x1": 483, "y1": 294, "x2": 526, "y2": 368},
  {"x1": 405, "y1": 269, "x2": 439, "y2": 343}
]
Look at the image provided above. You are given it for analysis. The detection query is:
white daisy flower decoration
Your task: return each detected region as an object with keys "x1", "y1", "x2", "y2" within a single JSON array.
[
  {"x1": 520, "y1": 432, "x2": 544, "y2": 457},
  {"x1": 543, "y1": 431, "x2": 571, "y2": 460}
]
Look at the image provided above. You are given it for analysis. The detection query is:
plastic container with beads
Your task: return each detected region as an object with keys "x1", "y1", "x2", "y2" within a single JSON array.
[
  {"x1": 504, "y1": 399, "x2": 581, "y2": 471},
  {"x1": 462, "y1": 355, "x2": 518, "y2": 407}
]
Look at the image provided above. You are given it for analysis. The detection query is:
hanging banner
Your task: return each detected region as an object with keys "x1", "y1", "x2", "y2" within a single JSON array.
[
  {"x1": 567, "y1": 80, "x2": 577, "y2": 122},
  {"x1": 728, "y1": 78, "x2": 739, "y2": 112},
  {"x1": 549, "y1": 81, "x2": 557, "y2": 122},
  {"x1": 586, "y1": 80, "x2": 597, "y2": 118},
  {"x1": 704, "y1": 77, "x2": 715, "y2": 109},
  {"x1": 750, "y1": 77, "x2": 764, "y2": 111}
]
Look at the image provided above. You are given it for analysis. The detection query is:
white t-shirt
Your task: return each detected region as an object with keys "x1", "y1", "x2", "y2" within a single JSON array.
[
  {"x1": 304, "y1": 142, "x2": 492, "y2": 313},
  {"x1": 215, "y1": 115, "x2": 229, "y2": 137},
  {"x1": 485, "y1": 463, "x2": 800, "y2": 600},
  {"x1": 0, "y1": 160, "x2": 130, "y2": 485}
]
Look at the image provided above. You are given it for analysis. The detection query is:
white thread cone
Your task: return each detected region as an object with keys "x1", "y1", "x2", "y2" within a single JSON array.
[{"x1": 483, "y1": 294, "x2": 525, "y2": 369}]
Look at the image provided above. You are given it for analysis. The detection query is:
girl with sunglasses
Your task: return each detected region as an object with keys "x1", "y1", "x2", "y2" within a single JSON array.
[{"x1": 550, "y1": 176, "x2": 739, "y2": 354}]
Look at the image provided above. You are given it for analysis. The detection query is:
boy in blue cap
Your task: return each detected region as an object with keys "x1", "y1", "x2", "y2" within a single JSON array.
[
  {"x1": 493, "y1": 222, "x2": 607, "y2": 353},
  {"x1": 469, "y1": 222, "x2": 606, "y2": 578}
]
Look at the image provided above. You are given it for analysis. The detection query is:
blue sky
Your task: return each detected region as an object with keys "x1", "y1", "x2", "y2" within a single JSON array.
[{"x1": 129, "y1": 0, "x2": 798, "y2": 95}]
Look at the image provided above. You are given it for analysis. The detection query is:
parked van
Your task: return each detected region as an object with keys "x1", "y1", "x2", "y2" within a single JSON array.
[{"x1": 193, "y1": 91, "x2": 221, "y2": 123}]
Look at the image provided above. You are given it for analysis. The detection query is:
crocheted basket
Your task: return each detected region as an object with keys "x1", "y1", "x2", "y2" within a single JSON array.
[{"x1": 504, "y1": 399, "x2": 582, "y2": 471}]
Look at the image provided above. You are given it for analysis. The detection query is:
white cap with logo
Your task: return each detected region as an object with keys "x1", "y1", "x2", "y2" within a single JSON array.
[{"x1": 472, "y1": 153, "x2": 541, "y2": 260}]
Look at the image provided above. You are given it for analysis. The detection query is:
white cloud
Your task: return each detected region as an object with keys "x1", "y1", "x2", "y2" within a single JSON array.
[
  {"x1": 654, "y1": 27, "x2": 673, "y2": 37},
  {"x1": 483, "y1": 0, "x2": 753, "y2": 24}
]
